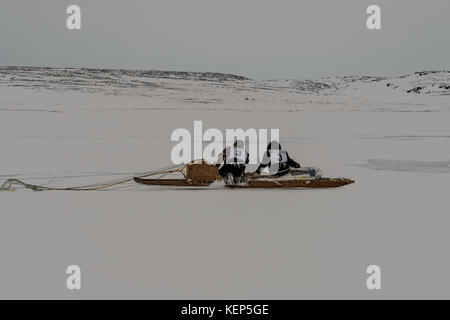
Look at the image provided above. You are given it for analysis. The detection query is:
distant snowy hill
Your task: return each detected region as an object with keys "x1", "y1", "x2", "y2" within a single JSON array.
[{"x1": 0, "y1": 66, "x2": 449, "y2": 113}]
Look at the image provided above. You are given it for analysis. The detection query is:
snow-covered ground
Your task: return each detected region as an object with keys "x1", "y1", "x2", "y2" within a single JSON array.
[{"x1": 0, "y1": 67, "x2": 449, "y2": 298}]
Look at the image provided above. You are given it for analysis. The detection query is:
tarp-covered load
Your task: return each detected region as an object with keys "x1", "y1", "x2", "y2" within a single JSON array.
[{"x1": 185, "y1": 160, "x2": 220, "y2": 181}]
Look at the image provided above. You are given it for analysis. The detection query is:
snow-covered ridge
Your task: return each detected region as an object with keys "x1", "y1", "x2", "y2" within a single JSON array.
[
  {"x1": 0, "y1": 66, "x2": 449, "y2": 113},
  {"x1": 1, "y1": 66, "x2": 449, "y2": 95},
  {"x1": 0, "y1": 66, "x2": 250, "y2": 91}
]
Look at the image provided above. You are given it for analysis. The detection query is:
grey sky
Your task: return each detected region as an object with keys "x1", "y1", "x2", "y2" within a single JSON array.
[{"x1": 0, "y1": 0, "x2": 449, "y2": 79}]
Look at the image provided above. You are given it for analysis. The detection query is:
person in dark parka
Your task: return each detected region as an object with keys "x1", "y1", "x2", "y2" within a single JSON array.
[
  {"x1": 255, "y1": 141, "x2": 300, "y2": 176},
  {"x1": 216, "y1": 140, "x2": 249, "y2": 183}
]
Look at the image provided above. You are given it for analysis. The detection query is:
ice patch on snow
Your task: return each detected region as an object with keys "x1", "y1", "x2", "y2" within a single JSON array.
[{"x1": 357, "y1": 159, "x2": 450, "y2": 173}]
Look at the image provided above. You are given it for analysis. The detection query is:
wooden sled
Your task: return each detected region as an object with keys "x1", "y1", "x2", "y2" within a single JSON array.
[
  {"x1": 227, "y1": 177, "x2": 354, "y2": 189},
  {"x1": 133, "y1": 177, "x2": 215, "y2": 187}
]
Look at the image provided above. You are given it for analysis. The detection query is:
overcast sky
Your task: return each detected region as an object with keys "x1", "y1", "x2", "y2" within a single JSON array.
[{"x1": 1, "y1": 0, "x2": 449, "y2": 79}]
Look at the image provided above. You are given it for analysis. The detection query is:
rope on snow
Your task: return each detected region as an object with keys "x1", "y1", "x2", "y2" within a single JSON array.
[{"x1": 0, "y1": 164, "x2": 186, "y2": 192}]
